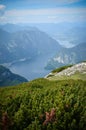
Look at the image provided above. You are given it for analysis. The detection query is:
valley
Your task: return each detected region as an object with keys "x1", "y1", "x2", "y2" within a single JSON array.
[
  {"x1": 0, "y1": 23, "x2": 86, "y2": 81},
  {"x1": 9, "y1": 54, "x2": 51, "y2": 80}
]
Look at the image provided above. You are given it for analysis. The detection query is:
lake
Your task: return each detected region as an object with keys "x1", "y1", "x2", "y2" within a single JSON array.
[{"x1": 10, "y1": 55, "x2": 51, "y2": 81}]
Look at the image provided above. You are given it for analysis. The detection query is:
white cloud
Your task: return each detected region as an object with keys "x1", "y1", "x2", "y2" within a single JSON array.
[
  {"x1": 48, "y1": 16, "x2": 57, "y2": 19},
  {"x1": 0, "y1": 7, "x2": 86, "y2": 23},
  {"x1": 0, "y1": 4, "x2": 5, "y2": 10},
  {"x1": 0, "y1": 4, "x2": 6, "y2": 16},
  {"x1": 5, "y1": 8, "x2": 86, "y2": 16}
]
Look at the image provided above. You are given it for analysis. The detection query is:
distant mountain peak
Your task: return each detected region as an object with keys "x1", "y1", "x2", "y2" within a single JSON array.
[{"x1": 45, "y1": 43, "x2": 86, "y2": 70}]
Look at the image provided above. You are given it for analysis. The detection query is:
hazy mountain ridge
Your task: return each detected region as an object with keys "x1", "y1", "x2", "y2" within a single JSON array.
[
  {"x1": 45, "y1": 43, "x2": 86, "y2": 70},
  {"x1": 0, "y1": 26, "x2": 61, "y2": 64},
  {"x1": 0, "y1": 23, "x2": 38, "y2": 33},
  {"x1": 20, "y1": 22, "x2": 86, "y2": 47},
  {"x1": 0, "y1": 65, "x2": 28, "y2": 87},
  {"x1": 1, "y1": 23, "x2": 86, "y2": 48}
]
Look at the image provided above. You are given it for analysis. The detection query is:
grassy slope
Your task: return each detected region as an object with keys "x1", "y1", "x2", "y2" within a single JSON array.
[
  {"x1": 51, "y1": 65, "x2": 73, "y2": 73},
  {"x1": 0, "y1": 78, "x2": 86, "y2": 130},
  {"x1": 47, "y1": 63, "x2": 86, "y2": 81},
  {"x1": 47, "y1": 72, "x2": 86, "y2": 81}
]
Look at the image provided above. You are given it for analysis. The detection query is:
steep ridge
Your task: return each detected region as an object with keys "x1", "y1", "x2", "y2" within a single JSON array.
[{"x1": 0, "y1": 65, "x2": 28, "y2": 87}]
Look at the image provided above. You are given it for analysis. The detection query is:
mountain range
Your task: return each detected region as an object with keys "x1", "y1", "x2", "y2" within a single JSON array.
[
  {"x1": 1, "y1": 23, "x2": 86, "y2": 48},
  {"x1": 0, "y1": 23, "x2": 86, "y2": 80},
  {"x1": 20, "y1": 22, "x2": 86, "y2": 47},
  {"x1": 0, "y1": 25, "x2": 61, "y2": 64},
  {"x1": 45, "y1": 43, "x2": 86, "y2": 70}
]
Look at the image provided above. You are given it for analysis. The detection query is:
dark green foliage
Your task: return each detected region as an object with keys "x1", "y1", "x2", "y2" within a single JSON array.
[
  {"x1": 0, "y1": 78, "x2": 86, "y2": 130},
  {"x1": 0, "y1": 65, "x2": 28, "y2": 87}
]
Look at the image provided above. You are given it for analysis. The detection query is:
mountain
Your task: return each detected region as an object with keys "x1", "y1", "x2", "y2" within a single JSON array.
[
  {"x1": 0, "y1": 23, "x2": 38, "y2": 33},
  {"x1": 0, "y1": 27, "x2": 61, "y2": 64},
  {"x1": 0, "y1": 23, "x2": 22, "y2": 32},
  {"x1": 1, "y1": 23, "x2": 86, "y2": 48},
  {"x1": 0, "y1": 29, "x2": 13, "y2": 63},
  {"x1": 0, "y1": 65, "x2": 28, "y2": 87},
  {"x1": 21, "y1": 22, "x2": 86, "y2": 47},
  {"x1": 45, "y1": 43, "x2": 86, "y2": 70},
  {"x1": 46, "y1": 61, "x2": 86, "y2": 81}
]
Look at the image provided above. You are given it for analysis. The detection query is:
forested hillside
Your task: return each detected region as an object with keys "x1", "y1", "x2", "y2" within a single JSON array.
[
  {"x1": 0, "y1": 65, "x2": 28, "y2": 87},
  {"x1": 0, "y1": 78, "x2": 86, "y2": 130}
]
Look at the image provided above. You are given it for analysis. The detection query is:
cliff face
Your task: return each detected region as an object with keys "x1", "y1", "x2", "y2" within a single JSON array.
[{"x1": 45, "y1": 43, "x2": 86, "y2": 70}]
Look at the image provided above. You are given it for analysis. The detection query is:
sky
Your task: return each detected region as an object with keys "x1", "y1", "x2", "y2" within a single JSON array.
[{"x1": 0, "y1": 0, "x2": 86, "y2": 24}]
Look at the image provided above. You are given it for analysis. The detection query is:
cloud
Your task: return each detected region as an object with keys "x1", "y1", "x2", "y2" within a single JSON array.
[
  {"x1": 0, "y1": 4, "x2": 6, "y2": 16},
  {"x1": 5, "y1": 7, "x2": 86, "y2": 16},
  {"x1": 0, "y1": 4, "x2": 5, "y2": 10},
  {"x1": 48, "y1": 16, "x2": 57, "y2": 19},
  {"x1": 0, "y1": 7, "x2": 86, "y2": 23}
]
